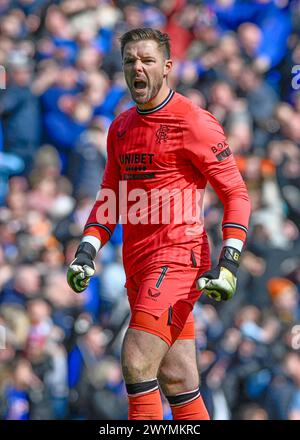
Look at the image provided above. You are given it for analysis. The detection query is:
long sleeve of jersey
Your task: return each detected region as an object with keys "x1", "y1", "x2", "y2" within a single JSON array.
[
  {"x1": 83, "y1": 121, "x2": 120, "y2": 246},
  {"x1": 182, "y1": 109, "x2": 251, "y2": 242}
]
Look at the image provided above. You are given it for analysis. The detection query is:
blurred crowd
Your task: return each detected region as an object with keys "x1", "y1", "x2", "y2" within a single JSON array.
[{"x1": 0, "y1": 0, "x2": 300, "y2": 420}]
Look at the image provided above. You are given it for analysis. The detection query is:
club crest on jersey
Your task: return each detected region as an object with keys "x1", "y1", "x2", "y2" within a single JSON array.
[{"x1": 156, "y1": 125, "x2": 169, "y2": 143}]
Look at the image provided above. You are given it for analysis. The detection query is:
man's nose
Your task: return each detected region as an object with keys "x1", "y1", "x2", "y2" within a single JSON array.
[{"x1": 133, "y1": 59, "x2": 143, "y2": 72}]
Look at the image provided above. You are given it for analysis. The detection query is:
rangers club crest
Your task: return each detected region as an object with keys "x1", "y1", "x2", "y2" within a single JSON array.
[{"x1": 156, "y1": 125, "x2": 169, "y2": 143}]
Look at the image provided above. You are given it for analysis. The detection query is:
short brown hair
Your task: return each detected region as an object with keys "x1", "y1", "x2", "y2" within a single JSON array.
[{"x1": 120, "y1": 28, "x2": 171, "y2": 59}]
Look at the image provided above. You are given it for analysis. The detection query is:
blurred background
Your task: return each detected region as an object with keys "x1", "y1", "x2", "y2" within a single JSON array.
[{"x1": 0, "y1": 0, "x2": 300, "y2": 421}]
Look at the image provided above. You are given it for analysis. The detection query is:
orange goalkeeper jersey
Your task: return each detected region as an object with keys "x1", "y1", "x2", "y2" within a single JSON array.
[{"x1": 84, "y1": 90, "x2": 251, "y2": 277}]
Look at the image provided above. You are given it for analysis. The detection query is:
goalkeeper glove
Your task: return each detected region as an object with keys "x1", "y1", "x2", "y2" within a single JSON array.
[
  {"x1": 67, "y1": 242, "x2": 96, "y2": 293},
  {"x1": 197, "y1": 246, "x2": 241, "y2": 301}
]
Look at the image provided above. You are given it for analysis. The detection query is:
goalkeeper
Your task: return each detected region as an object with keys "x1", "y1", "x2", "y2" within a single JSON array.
[{"x1": 67, "y1": 28, "x2": 250, "y2": 420}]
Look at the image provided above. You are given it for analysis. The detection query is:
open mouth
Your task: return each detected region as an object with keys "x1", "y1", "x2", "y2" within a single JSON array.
[{"x1": 133, "y1": 79, "x2": 147, "y2": 90}]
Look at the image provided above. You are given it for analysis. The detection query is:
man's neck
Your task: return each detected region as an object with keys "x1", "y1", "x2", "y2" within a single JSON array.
[{"x1": 137, "y1": 85, "x2": 171, "y2": 111}]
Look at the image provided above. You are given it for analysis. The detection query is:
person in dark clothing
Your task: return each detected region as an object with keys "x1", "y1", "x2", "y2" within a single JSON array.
[{"x1": 0, "y1": 52, "x2": 41, "y2": 174}]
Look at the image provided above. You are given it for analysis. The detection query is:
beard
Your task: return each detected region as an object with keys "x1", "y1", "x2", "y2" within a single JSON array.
[{"x1": 128, "y1": 76, "x2": 164, "y2": 105}]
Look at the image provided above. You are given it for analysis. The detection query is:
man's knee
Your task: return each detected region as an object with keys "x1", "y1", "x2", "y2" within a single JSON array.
[
  {"x1": 122, "y1": 355, "x2": 151, "y2": 383},
  {"x1": 158, "y1": 339, "x2": 200, "y2": 395},
  {"x1": 158, "y1": 363, "x2": 199, "y2": 395},
  {"x1": 158, "y1": 363, "x2": 182, "y2": 386},
  {"x1": 121, "y1": 328, "x2": 168, "y2": 383}
]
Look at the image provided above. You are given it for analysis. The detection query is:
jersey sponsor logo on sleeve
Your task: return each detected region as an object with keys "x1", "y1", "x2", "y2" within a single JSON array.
[
  {"x1": 211, "y1": 142, "x2": 232, "y2": 161},
  {"x1": 156, "y1": 124, "x2": 169, "y2": 143},
  {"x1": 216, "y1": 146, "x2": 232, "y2": 161}
]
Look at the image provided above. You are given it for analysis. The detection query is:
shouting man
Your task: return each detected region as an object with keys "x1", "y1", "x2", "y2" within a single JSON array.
[{"x1": 67, "y1": 28, "x2": 250, "y2": 420}]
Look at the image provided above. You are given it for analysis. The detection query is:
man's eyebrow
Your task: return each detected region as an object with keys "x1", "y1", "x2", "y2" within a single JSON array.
[
  {"x1": 123, "y1": 54, "x2": 135, "y2": 60},
  {"x1": 123, "y1": 54, "x2": 156, "y2": 60}
]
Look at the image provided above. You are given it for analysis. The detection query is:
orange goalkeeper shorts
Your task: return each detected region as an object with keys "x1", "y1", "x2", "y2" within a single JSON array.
[{"x1": 126, "y1": 260, "x2": 210, "y2": 346}]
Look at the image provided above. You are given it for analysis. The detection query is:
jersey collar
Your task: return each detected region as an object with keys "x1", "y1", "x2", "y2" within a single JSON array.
[{"x1": 136, "y1": 89, "x2": 175, "y2": 115}]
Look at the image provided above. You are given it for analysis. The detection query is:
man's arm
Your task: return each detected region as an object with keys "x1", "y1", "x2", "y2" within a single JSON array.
[
  {"x1": 182, "y1": 109, "x2": 251, "y2": 301},
  {"x1": 67, "y1": 121, "x2": 120, "y2": 293}
]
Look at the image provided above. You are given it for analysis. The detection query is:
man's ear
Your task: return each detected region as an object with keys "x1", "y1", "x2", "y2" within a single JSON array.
[{"x1": 163, "y1": 59, "x2": 173, "y2": 77}]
